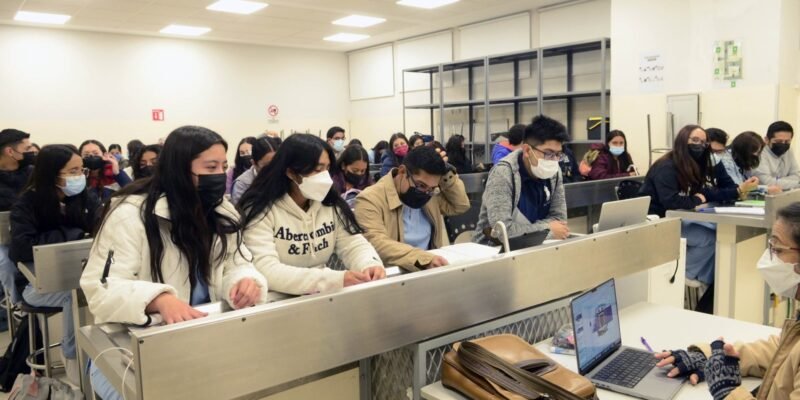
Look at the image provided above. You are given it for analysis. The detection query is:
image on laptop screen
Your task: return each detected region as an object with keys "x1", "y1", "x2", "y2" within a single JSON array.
[{"x1": 572, "y1": 279, "x2": 623, "y2": 373}]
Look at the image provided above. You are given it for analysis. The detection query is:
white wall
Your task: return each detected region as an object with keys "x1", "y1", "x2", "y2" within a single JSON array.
[{"x1": 0, "y1": 25, "x2": 350, "y2": 158}]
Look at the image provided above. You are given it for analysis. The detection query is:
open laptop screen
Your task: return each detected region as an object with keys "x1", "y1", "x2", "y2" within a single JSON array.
[{"x1": 571, "y1": 278, "x2": 623, "y2": 375}]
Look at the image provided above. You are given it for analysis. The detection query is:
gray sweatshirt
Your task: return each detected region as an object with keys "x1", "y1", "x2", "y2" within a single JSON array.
[
  {"x1": 753, "y1": 146, "x2": 800, "y2": 190},
  {"x1": 473, "y1": 149, "x2": 567, "y2": 243}
]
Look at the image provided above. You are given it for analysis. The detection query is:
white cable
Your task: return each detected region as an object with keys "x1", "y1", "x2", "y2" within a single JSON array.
[{"x1": 92, "y1": 346, "x2": 135, "y2": 400}]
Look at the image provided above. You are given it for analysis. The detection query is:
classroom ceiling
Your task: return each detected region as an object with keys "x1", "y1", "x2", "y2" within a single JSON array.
[{"x1": 0, "y1": 0, "x2": 563, "y2": 51}]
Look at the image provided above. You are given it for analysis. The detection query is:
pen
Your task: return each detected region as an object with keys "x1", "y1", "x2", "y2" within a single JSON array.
[{"x1": 640, "y1": 336, "x2": 654, "y2": 352}]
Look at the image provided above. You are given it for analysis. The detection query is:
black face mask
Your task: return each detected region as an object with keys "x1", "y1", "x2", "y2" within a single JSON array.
[
  {"x1": 139, "y1": 166, "x2": 154, "y2": 178},
  {"x1": 17, "y1": 151, "x2": 35, "y2": 169},
  {"x1": 240, "y1": 156, "x2": 253, "y2": 168},
  {"x1": 771, "y1": 143, "x2": 790, "y2": 157},
  {"x1": 399, "y1": 177, "x2": 433, "y2": 209},
  {"x1": 687, "y1": 144, "x2": 707, "y2": 162},
  {"x1": 196, "y1": 173, "x2": 227, "y2": 212},
  {"x1": 83, "y1": 156, "x2": 106, "y2": 171},
  {"x1": 344, "y1": 172, "x2": 364, "y2": 186}
]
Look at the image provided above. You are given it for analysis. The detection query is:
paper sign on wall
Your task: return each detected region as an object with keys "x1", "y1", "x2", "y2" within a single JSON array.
[
  {"x1": 713, "y1": 40, "x2": 742, "y2": 85},
  {"x1": 267, "y1": 104, "x2": 279, "y2": 124},
  {"x1": 639, "y1": 53, "x2": 664, "y2": 92},
  {"x1": 152, "y1": 109, "x2": 164, "y2": 121}
]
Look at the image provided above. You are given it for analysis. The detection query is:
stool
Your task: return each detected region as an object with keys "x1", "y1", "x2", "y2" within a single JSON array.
[
  {"x1": 19, "y1": 301, "x2": 63, "y2": 378},
  {"x1": 685, "y1": 279, "x2": 705, "y2": 311}
]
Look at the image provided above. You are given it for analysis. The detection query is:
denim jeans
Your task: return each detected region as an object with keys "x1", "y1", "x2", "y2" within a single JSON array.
[
  {"x1": 22, "y1": 284, "x2": 75, "y2": 359},
  {"x1": 0, "y1": 245, "x2": 21, "y2": 304}
]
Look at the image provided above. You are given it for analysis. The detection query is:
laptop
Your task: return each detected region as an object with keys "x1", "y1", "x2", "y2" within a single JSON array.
[
  {"x1": 570, "y1": 279, "x2": 684, "y2": 400},
  {"x1": 596, "y1": 197, "x2": 651, "y2": 232},
  {"x1": 499, "y1": 230, "x2": 550, "y2": 254}
]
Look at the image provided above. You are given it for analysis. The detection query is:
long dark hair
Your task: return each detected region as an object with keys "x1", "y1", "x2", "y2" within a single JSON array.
[
  {"x1": 653, "y1": 125, "x2": 713, "y2": 192},
  {"x1": 25, "y1": 144, "x2": 95, "y2": 232},
  {"x1": 445, "y1": 135, "x2": 468, "y2": 166},
  {"x1": 385, "y1": 133, "x2": 408, "y2": 165},
  {"x1": 408, "y1": 134, "x2": 424, "y2": 148},
  {"x1": 239, "y1": 134, "x2": 362, "y2": 235},
  {"x1": 97, "y1": 126, "x2": 239, "y2": 286},
  {"x1": 78, "y1": 139, "x2": 107, "y2": 155},
  {"x1": 730, "y1": 131, "x2": 764, "y2": 171},
  {"x1": 336, "y1": 145, "x2": 369, "y2": 173},
  {"x1": 131, "y1": 144, "x2": 162, "y2": 180},
  {"x1": 233, "y1": 137, "x2": 257, "y2": 180},
  {"x1": 372, "y1": 140, "x2": 388, "y2": 163},
  {"x1": 605, "y1": 130, "x2": 633, "y2": 173}
]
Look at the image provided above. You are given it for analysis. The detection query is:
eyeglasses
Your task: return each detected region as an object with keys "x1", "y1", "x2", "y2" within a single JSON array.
[
  {"x1": 60, "y1": 168, "x2": 89, "y2": 178},
  {"x1": 768, "y1": 238, "x2": 800, "y2": 261},
  {"x1": 407, "y1": 174, "x2": 439, "y2": 196},
  {"x1": 688, "y1": 137, "x2": 708, "y2": 146},
  {"x1": 531, "y1": 147, "x2": 564, "y2": 161}
]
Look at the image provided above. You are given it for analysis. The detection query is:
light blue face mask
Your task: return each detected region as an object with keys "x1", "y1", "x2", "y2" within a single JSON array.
[
  {"x1": 333, "y1": 139, "x2": 345, "y2": 152},
  {"x1": 609, "y1": 146, "x2": 625, "y2": 156},
  {"x1": 59, "y1": 175, "x2": 86, "y2": 197},
  {"x1": 711, "y1": 152, "x2": 728, "y2": 166}
]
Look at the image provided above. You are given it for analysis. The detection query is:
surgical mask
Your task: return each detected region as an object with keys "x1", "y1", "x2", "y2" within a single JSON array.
[
  {"x1": 332, "y1": 140, "x2": 345, "y2": 153},
  {"x1": 59, "y1": 175, "x2": 86, "y2": 197},
  {"x1": 113, "y1": 153, "x2": 123, "y2": 162},
  {"x1": 688, "y1": 144, "x2": 706, "y2": 162},
  {"x1": 196, "y1": 173, "x2": 227, "y2": 212},
  {"x1": 83, "y1": 156, "x2": 106, "y2": 171},
  {"x1": 757, "y1": 249, "x2": 800, "y2": 298},
  {"x1": 296, "y1": 170, "x2": 333, "y2": 202},
  {"x1": 344, "y1": 171, "x2": 364, "y2": 186},
  {"x1": 399, "y1": 183, "x2": 433, "y2": 209},
  {"x1": 771, "y1": 143, "x2": 790, "y2": 157},
  {"x1": 393, "y1": 144, "x2": 409, "y2": 158},
  {"x1": 609, "y1": 146, "x2": 625, "y2": 157},
  {"x1": 711, "y1": 153, "x2": 724, "y2": 166},
  {"x1": 529, "y1": 158, "x2": 560, "y2": 180}
]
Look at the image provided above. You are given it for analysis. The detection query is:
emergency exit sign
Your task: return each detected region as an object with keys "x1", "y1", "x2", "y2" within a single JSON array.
[{"x1": 152, "y1": 109, "x2": 164, "y2": 121}]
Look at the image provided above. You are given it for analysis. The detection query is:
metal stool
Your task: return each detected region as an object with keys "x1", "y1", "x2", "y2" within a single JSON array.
[
  {"x1": 19, "y1": 301, "x2": 62, "y2": 378},
  {"x1": 685, "y1": 279, "x2": 705, "y2": 311}
]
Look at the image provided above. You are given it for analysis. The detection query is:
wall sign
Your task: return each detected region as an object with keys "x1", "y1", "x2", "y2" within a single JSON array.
[
  {"x1": 267, "y1": 105, "x2": 279, "y2": 117},
  {"x1": 713, "y1": 40, "x2": 742, "y2": 86},
  {"x1": 152, "y1": 109, "x2": 165, "y2": 121}
]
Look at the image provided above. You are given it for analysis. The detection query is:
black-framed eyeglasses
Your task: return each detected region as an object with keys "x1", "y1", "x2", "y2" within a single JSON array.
[
  {"x1": 531, "y1": 147, "x2": 564, "y2": 161},
  {"x1": 408, "y1": 174, "x2": 439, "y2": 196},
  {"x1": 768, "y1": 238, "x2": 800, "y2": 261}
]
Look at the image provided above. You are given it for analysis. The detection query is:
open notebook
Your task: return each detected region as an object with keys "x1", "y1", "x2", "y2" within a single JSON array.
[{"x1": 427, "y1": 243, "x2": 501, "y2": 266}]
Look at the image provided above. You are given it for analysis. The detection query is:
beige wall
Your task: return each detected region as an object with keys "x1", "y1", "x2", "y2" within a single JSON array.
[{"x1": 0, "y1": 25, "x2": 350, "y2": 159}]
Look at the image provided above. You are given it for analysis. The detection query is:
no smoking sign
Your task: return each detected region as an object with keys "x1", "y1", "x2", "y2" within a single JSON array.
[{"x1": 267, "y1": 105, "x2": 279, "y2": 118}]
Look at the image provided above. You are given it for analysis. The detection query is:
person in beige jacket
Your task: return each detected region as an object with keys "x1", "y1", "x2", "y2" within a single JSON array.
[
  {"x1": 355, "y1": 145, "x2": 470, "y2": 272},
  {"x1": 655, "y1": 202, "x2": 800, "y2": 400}
]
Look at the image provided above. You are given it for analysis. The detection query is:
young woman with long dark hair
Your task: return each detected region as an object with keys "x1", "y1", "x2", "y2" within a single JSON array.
[
  {"x1": 380, "y1": 133, "x2": 409, "y2": 177},
  {"x1": 331, "y1": 145, "x2": 374, "y2": 207},
  {"x1": 587, "y1": 130, "x2": 636, "y2": 180},
  {"x1": 79, "y1": 139, "x2": 132, "y2": 200},
  {"x1": 240, "y1": 134, "x2": 385, "y2": 295},
  {"x1": 130, "y1": 144, "x2": 162, "y2": 180},
  {"x1": 226, "y1": 136, "x2": 257, "y2": 194},
  {"x1": 445, "y1": 134, "x2": 474, "y2": 174}
]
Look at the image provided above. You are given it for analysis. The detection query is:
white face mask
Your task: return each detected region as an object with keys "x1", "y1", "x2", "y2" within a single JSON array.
[
  {"x1": 529, "y1": 158, "x2": 560, "y2": 180},
  {"x1": 757, "y1": 249, "x2": 800, "y2": 298},
  {"x1": 711, "y1": 152, "x2": 728, "y2": 166},
  {"x1": 296, "y1": 170, "x2": 333, "y2": 202}
]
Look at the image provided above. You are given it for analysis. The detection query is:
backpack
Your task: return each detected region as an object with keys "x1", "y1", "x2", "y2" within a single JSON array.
[{"x1": 0, "y1": 315, "x2": 40, "y2": 392}]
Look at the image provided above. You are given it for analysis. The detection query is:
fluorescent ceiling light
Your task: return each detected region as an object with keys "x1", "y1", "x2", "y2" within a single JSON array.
[
  {"x1": 206, "y1": 0, "x2": 268, "y2": 15},
  {"x1": 396, "y1": 0, "x2": 460, "y2": 9},
  {"x1": 14, "y1": 11, "x2": 71, "y2": 25},
  {"x1": 160, "y1": 24, "x2": 212, "y2": 36},
  {"x1": 332, "y1": 15, "x2": 386, "y2": 28},
  {"x1": 324, "y1": 33, "x2": 370, "y2": 43}
]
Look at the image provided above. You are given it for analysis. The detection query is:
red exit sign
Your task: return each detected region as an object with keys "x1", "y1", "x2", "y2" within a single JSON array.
[{"x1": 152, "y1": 109, "x2": 164, "y2": 121}]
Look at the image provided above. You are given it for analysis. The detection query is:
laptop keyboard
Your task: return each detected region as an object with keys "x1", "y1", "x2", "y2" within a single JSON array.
[{"x1": 593, "y1": 348, "x2": 657, "y2": 388}]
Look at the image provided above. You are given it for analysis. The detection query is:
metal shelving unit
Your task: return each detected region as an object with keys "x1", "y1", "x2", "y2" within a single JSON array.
[{"x1": 402, "y1": 38, "x2": 610, "y2": 163}]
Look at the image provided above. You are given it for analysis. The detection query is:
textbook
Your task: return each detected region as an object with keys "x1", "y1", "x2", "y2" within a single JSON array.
[
  {"x1": 734, "y1": 200, "x2": 765, "y2": 208},
  {"x1": 428, "y1": 243, "x2": 501, "y2": 266}
]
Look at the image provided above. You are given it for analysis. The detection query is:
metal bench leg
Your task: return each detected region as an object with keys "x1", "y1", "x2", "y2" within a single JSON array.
[{"x1": 42, "y1": 314, "x2": 51, "y2": 378}]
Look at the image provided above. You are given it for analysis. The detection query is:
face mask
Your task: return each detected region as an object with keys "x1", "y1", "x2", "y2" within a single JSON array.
[
  {"x1": 394, "y1": 144, "x2": 409, "y2": 158},
  {"x1": 332, "y1": 140, "x2": 345, "y2": 152},
  {"x1": 196, "y1": 173, "x2": 227, "y2": 212},
  {"x1": 83, "y1": 156, "x2": 106, "y2": 171},
  {"x1": 296, "y1": 170, "x2": 333, "y2": 202},
  {"x1": 240, "y1": 155, "x2": 253, "y2": 168},
  {"x1": 113, "y1": 153, "x2": 123, "y2": 162},
  {"x1": 344, "y1": 171, "x2": 364, "y2": 186},
  {"x1": 17, "y1": 151, "x2": 35, "y2": 168},
  {"x1": 609, "y1": 146, "x2": 625, "y2": 157},
  {"x1": 59, "y1": 175, "x2": 86, "y2": 197},
  {"x1": 771, "y1": 143, "x2": 790, "y2": 157},
  {"x1": 399, "y1": 178, "x2": 433, "y2": 209},
  {"x1": 687, "y1": 144, "x2": 706, "y2": 162},
  {"x1": 529, "y1": 158, "x2": 560, "y2": 180},
  {"x1": 139, "y1": 166, "x2": 154, "y2": 178},
  {"x1": 710, "y1": 153, "x2": 723, "y2": 166},
  {"x1": 757, "y1": 249, "x2": 800, "y2": 298}
]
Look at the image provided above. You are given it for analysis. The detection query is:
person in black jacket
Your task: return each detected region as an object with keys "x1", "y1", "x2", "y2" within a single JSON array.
[
  {"x1": 639, "y1": 125, "x2": 759, "y2": 310},
  {"x1": 445, "y1": 134, "x2": 474, "y2": 175},
  {"x1": 0, "y1": 129, "x2": 36, "y2": 305},
  {"x1": 9, "y1": 144, "x2": 101, "y2": 383}
]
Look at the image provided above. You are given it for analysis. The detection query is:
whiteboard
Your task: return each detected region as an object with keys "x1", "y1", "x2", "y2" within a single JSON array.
[
  {"x1": 666, "y1": 93, "x2": 700, "y2": 146},
  {"x1": 458, "y1": 13, "x2": 531, "y2": 60},
  {"x1": 397, "y1": 31, "x2": 453, "y2": 92},
  {"x1": 348, "y1": 44, "x2": 394, "y2": 100}
]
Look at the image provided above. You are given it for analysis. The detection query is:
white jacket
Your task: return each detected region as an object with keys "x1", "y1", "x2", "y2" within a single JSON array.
[
  {"x1": 243, "y1": 194, "x2": 383, "y2": 295},
  {"x1": 80, "y1": 194, "x2": 268, "y2": 325}
]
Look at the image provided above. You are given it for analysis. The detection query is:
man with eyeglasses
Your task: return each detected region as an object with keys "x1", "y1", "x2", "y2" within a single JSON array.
[
  {"x1": 355, "y1": 146, "x2": 470, "y2": 272},
  {"x1": 754, "y1": 121, "x2": 800, "y2": 190},
  {"x1": 474, "y1": 115, "x2": 570, "y2": 244}
]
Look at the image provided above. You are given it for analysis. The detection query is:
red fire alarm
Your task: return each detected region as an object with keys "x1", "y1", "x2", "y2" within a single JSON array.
[{"x1": 152, "y1": 109, "x2": 165, "y2": 121}]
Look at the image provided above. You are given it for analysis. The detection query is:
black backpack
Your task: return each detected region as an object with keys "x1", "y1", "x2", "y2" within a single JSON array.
[{"x1": 0, "y1": 315, "x2": 41, "y2": 392}]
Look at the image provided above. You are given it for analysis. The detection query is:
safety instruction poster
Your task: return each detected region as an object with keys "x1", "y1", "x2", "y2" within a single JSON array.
[{"x1": 713, "y1": 40, "x2": 742, "y2": 84}]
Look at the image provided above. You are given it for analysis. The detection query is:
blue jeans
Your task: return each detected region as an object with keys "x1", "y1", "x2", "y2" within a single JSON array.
[
  {"x1": 22, "y1": 285, "x2": 75, "y2": 359},
  {"x1": 0, "y1": 245, "x2": 21, "y2": 304},
  {"x1": 89, "y1": 360, "x2": 123, "y2": 400},
  {"x1": 682, "y1": 221, "x2": 717, "y2": 285}
]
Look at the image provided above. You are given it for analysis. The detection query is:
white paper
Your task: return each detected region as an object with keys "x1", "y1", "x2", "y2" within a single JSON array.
[
  {"x1": 639, "y1": 53, "x2": 664, "y2": 92},
  {"x1": 428, "y1": 243, "x2": 501, "y2": 266},
  {"x1": 712, "y1": 207, "x2": 765, "y2": 216}
]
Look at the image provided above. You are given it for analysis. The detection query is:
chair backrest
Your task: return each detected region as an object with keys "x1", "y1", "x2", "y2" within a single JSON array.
[
  {"x1": 444, "y1": 201, "x2": 482, "y2": 244},
  {"x1": 616, "y1": 180, "x2": 643, "y2": 200}
]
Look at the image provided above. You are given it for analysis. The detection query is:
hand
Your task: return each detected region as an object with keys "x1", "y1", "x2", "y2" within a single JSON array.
[
  {"x1": 362, "y1": 266, "x2": 386, "y2": 281},
  {"x1": 436, "y1": 149, "x2": 448, "y2": 163},
  {"x1": 694, "y1": 193, "x2": 707, "y2": 204},
  {"x1": 654, "y1": 347, "x2": 707, "y2": 385},
  {"x1": 146, "y1": 293, "x2": 207, "y2": 324},
  {"x1": 103, "y1": 153, "x2": 120, "y2": 175},
  {"x1": 767, "y1": 185, "x2": 782, "y2": 195},
  {"x1": 343, "y1": 270, "x2": 370, "y2": 287},
  {"x1": 229, "y1": 278, "x2": 261, "y2": 309},
  {"x1": 739, "y1": 177, "x2": 759, "y2": 194},
  {"x1": 630, "y1": 171, "x2": 638, "y2": 176},
  {"x1": 429, "y1": 255, "x2": 449, "y2": 269},
  {"x1": 548, "y1": 220, "x2": 570, "y2": 240},
  {"x1": 705, "y1": 339, "x2": 741, "y2": 400}
]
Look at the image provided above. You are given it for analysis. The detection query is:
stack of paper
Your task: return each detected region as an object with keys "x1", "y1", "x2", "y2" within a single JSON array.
[
  {"x1": 428, "y1": 243, "x2": 501, "y2": 266},
  {"x1": 712, "y1": 207, "x2": 765, "y2": 216}
]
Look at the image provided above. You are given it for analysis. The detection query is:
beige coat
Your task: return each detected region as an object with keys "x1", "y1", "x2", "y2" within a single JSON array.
[{"x1": 354, "y1": 168, "x2": 470, "y2": 271}]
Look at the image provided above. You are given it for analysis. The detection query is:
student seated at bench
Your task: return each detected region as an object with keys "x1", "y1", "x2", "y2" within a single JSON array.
[{"x1": 753, "y1": 121, "x2": 800, "y2": 190}]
